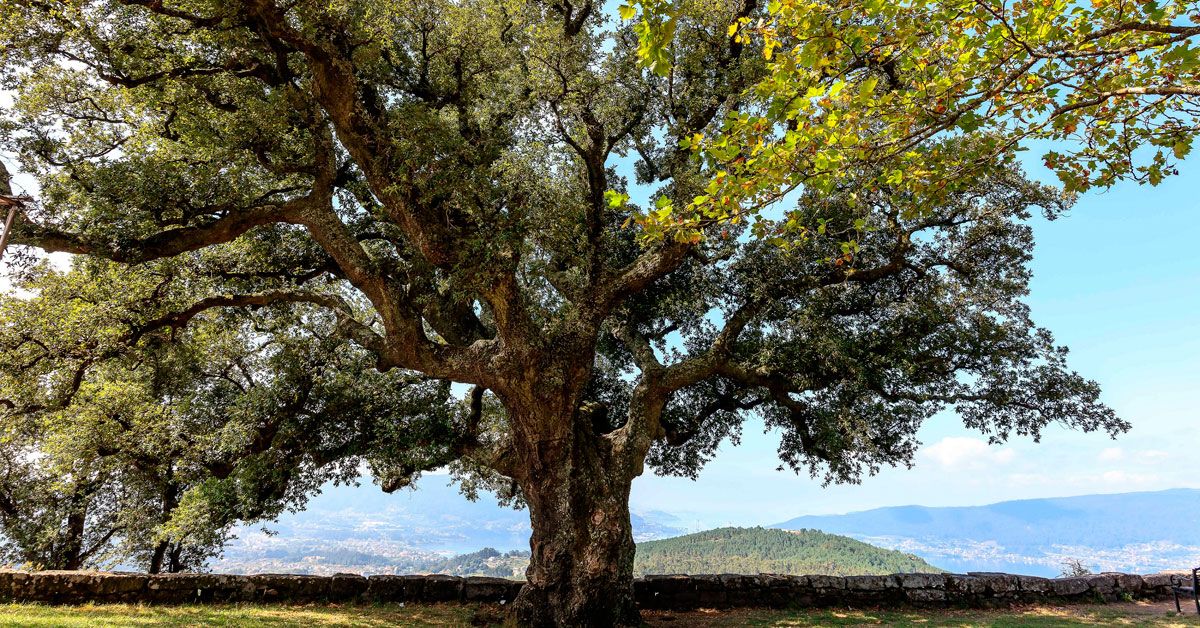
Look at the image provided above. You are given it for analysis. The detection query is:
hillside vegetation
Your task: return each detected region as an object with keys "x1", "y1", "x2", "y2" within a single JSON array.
[
  {"x1": 633, "y1": 527, "x2": 941, "y2": 577},
  {"x1": 416, "y1": 548, "x2": 530, "y2": 578}
]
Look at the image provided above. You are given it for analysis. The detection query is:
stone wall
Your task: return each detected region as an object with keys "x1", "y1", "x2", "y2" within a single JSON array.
[
  {"x1": 634, "y1": 572, "x2": 1186, "y2": 610},
  {"x1": 0, "y1": 569, "x2": 1188, "y2": 610}
]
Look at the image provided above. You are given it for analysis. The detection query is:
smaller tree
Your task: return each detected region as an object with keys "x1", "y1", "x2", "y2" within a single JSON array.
[
  {"x1": 0, "y1": 438, "x2": 122, "y2": 570},
  {"x1": 0, "y1": 257, "x2": 468, "y2": 572},
  {"x1": 1060, "y1": 558, "x2": 1093, "y2": 578}
]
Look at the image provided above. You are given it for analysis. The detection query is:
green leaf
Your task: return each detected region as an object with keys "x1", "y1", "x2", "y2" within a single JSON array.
[{"x1": 605, "y1": 190, "x2": 630, "y2": 209}]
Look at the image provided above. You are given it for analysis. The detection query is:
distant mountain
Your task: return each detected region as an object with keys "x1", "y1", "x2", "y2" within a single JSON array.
[
  {"x1": 633, "y1": 527, "x2": 941, "y2": 577},
  {"x1": 212, "y1": 480, "x2": 1200, "y2": 578},
  {"x1": 773, "y1": 488, "x2": 1200, "y2": 577},
  {"x1": 210, "y1": 477, "x2": 686, "y2": 575}
]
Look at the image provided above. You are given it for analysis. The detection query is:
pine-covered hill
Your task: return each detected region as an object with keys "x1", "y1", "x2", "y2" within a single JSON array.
[{"x1": 633, "y1": 527, "x2": 942, "y2": 577}]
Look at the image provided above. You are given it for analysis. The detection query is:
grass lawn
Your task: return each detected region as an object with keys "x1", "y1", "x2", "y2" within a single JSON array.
[{"x1": 1, "y1": 601, "x2": 1199, "y2": 627}]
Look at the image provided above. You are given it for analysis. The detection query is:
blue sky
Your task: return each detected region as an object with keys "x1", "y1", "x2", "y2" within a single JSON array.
[{"x1": 622, "y1": 151, "x2": 1200, "y2": 528}]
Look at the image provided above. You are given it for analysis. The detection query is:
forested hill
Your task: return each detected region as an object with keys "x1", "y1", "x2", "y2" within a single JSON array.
[
  {"x1": 633, "y1": 527, "x2": 941, "y2": 577},
  {"x1": 770, "y1": 488, "x2": 1200, "y2": 575}
]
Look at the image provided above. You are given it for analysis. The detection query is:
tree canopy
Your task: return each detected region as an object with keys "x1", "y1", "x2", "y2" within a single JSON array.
[
  {"x1": 0, "y1": 0, "x2": 1195, "y2": 625},
  {"x1": 0, "y1": 258, "x2": 464, "y2": 571},
  {"x1": 622, "y1": 0, "x2": 1200, "y2": 242}
]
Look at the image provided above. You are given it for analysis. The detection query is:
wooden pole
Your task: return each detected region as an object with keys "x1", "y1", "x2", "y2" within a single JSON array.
[
  {"x1": 0, "y1": 161, "x2": 21, "y2": 263},
  {"x1": 0, "y1": 201, "x2": 16, "y2": 264}
]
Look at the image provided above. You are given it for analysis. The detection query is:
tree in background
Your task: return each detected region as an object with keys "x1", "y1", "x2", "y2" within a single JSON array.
[
  {"x1": 0, "y1": 259, "x2": 464, "y2": 572},
  {"x1": 0, "y1": 1, "x2": 1195, "y2": 625},
  {"x1": 1060, "y1": 558, "x2": 1093, "y2": 578}
]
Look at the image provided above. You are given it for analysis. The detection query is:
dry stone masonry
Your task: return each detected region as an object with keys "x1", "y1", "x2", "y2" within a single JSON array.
[{"x1": 0, "y1": 569, "x2": 1185, "y2": 610}]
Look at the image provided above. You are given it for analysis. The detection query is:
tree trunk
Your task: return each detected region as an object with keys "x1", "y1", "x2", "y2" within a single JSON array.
[
  {"x1": 149, "y1": 482, "x2": 181, "y2": 574},
  {"x1": 60, "y1": 509, "x2": 87, "y2": 571},
  {"x1": 148, "y1": 541, "x2": 167, "y2": 574},
  {"x1": 168, "y1": 542, "x2": 185, "y2": 573},
  {"x1": 510, "y1": 417, "x2": 640, "y2": 628}
]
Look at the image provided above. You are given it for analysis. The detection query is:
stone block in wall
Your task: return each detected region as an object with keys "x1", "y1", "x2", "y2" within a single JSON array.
[
  {"x1": 807, "y1": 574, "x2": 846, "y2": 590},
  {"x1": 84, "y1": 572, "x2": 147, "y2": 600},
  {"x1": 1109, "y1": 573, "x2": 1144, "y2": 593},
  {"x1": 845, "y1": 575, "x2": 904, "y2": 606},
  {"x1": 898, "y1": 573, "x2": 946, "y2": 590},
  {"x1": 715, "y1": 574, "x2": 761, "y2": 607},
  {"x1": 945, "y1": 574, "x2": 988, "y2": 594},
  {"x1": 422, "y1": 575, "x2": 465, "y2": 602},
  {"x1": 844, "y1": 575, "x2": 899, "y2": 591},
  {"x1": 327, "y1": 573, "x2": 369, "y2": 601},
  {"x1": 716, "y1": 573, "x2": 757, "y2": 594},
  {"x1": 366, "y1": 574, "x2": 425, "y2": 602},
  {"x1": 1142, "y1": 574, "x2": 1188, "y2": 601},
  {"x1": 1142, "y1": 573, "x2": 1171, "y2": 590},
  {"x1": 247, "y1": 574, "x2": 328, "y2": 602},
  {"x1": 636, "y1": 575, "x2": 695, "y2": 610},
  {"x1": 1084, "y1": 574, "x2": 1118, "y2": 596},
  {"x1": 1016, "y1": 575, "x2": 1051, "y2": 594},
  {"x1": 968, "y1": 573, "x2": 1020, "y2": 594},
  {"x1": 1049, "y1": 577, "x2": 1091, "y2": 597},
  {"x1": 760, "y1": 574, "x2": 810, "y2": 608},
  {"x1": 690, "y1": 574, "x2": 729, "y2": 608},
  {"x1": 145, "y1": 573, "x2": 251, "y2": 603},
  {"x1": 906, "y1": 588, "x2": 948, "y2": 604},
  {"x1": 464, "y1": 576, "x2": 520, "y2": 604}
]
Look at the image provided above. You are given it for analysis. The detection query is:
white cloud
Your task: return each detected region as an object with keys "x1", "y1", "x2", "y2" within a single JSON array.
[
  {"x1": 1006, "y1": 472, "x2": 1051, "y2": 486},
  {"x1": 1098, "y1": 447, "x2": 1171, "y2": 465},
  {"x1": 1099, "y1": 470, "x2": 1161, "y2": 486},
  {"x1": 920, "y1": 437, "x2": 1016, "y2": 470},
  {"x1": 1134, "y1": 449, "x2": 1170, "y2": 464}
]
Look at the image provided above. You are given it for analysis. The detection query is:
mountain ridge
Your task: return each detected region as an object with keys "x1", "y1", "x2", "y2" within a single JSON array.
[{"x1": 772, "y1": 487, "x2": 1200, "y2": 576}]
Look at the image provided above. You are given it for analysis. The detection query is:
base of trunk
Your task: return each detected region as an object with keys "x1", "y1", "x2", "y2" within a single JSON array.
[
  {"x1": 511, "y1": 578, "x2": 639, "y2": 628},
  {"x1": 507, "y1": 418, "x2": 642, "y2": 627}
]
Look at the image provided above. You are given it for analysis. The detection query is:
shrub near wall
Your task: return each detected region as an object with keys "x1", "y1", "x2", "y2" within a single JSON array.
[{"x1": 0, "y1": 570, "x2": 1185, "y2": 610}]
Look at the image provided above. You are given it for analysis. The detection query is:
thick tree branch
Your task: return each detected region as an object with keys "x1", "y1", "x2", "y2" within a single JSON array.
[
  {"x1": 131, "y1": 290, "x2": 353, "y2": 342},
  {"x1": 8, "y1": 201, "x2": 305, "y2": 263}
]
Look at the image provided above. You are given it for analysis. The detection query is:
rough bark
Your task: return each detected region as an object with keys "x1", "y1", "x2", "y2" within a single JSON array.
[{"x1": 510, "y1": 419, "x2": 640, "y2": 628}]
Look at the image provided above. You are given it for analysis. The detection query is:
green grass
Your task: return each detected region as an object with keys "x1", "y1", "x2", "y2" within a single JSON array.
[
  {"x1": 649, "y1": 603, "x2": 1200, "y2": 627},
  {"x1": 0, "y1": 603, "x2": 481, "y2": 627},
  {"x1": 2, "y1": 602, "x2": 1199, "y2": 627}
]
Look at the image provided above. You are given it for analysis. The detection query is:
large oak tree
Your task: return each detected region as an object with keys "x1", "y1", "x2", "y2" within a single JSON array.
[{"x1": 1, "y1": 1, "x2": 1196, "y2": 625}]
